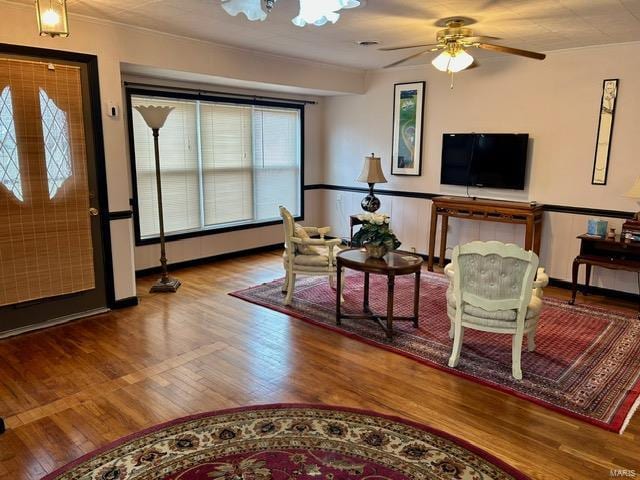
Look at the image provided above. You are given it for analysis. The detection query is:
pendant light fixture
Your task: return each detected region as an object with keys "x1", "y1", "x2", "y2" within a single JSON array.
[
  {"x1": 35, "y1": 0, "x2": 69, "y2": 37},
  {"x1": 220, "y1": 0, "x2": 361, "y2": 26}
]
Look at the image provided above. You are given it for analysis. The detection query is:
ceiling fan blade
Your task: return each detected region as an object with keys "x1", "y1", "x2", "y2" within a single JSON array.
[
  {"x1": 463, "y1": 35, "x2": 501, "y2": 43},
  {"x1": 477, "y1": 42, "x2": 546, "y2": 60},
  {"x1": 379, "y1": 43, "x2": 439, "y2": 52},
  {"x1": 383, "y1": 50, "x2": 431, "y2": 68}
]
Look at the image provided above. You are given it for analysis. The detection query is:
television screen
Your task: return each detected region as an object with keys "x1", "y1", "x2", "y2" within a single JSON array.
[{"x1": 440, "y1": 133, "x2": 529, "y2": 190}]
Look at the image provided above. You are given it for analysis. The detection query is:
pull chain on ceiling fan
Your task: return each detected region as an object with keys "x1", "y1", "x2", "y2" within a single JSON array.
[{"x1": 380, "y1": 18, "x2": 546, "y2": 86}]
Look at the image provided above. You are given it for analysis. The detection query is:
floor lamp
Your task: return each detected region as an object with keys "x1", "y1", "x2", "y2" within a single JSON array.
[{"x1": 134, "y1": 105, "x2": 181, "y2": 293}]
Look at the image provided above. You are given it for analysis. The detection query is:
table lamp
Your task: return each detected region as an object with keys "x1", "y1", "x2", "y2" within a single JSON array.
[
  {"x1": 357, "y1": 153, "x2": 387, "y2": 212},
  {"x1": 624, "y1": 176, "x2": 640, "y2": 221}
]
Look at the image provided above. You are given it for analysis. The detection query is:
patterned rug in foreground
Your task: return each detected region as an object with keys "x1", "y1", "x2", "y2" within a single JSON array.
[
  {"x1": 43, "y1": 404, "x2": 527, "y2": 480},
  {"x1": 230, "y1": 272, "x2": 640, "y2": 433}
]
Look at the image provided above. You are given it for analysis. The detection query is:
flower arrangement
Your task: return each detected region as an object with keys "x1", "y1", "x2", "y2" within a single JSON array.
[{"x1": 352, "y1": 213, "x2": 401, "y2": 258}]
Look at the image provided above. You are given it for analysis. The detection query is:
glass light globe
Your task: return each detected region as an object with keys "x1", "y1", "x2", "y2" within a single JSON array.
[
  {"x1": 292, "y1": 0, "x2": 360, "y2": 27},
  {"x1": 221, "y1": 0, "x2": 267, "y2": 21},
  {"x1": 431, "y1": 49, "x2": 474, "y2": 73},
  {"x1": 41, "y1": 8, "x2": 61, "y2": 27}
]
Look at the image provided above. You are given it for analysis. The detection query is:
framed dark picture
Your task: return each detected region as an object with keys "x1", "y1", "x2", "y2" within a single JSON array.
[
  {"x1": 591, "y1": 79, "x2": 619, "y2": 185},
  {"x1": 391, "y1": 81, "x2": 425, "y2": 176}
]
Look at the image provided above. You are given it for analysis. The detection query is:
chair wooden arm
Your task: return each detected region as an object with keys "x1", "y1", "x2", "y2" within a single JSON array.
[
  {"x1": 303, "y1": 226, "x2": 331, "y2": 239},
  {"x1": 444, "y1": 263, "x2": 455, "y2": 281},
  {"x1": 291, "y1": 237, "x2": 340, "y2": 246}
]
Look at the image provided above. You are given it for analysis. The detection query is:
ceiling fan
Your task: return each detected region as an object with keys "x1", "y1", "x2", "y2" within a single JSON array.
[{"x1": 380, "y1": 18, "x2": 546, "y2": 73}]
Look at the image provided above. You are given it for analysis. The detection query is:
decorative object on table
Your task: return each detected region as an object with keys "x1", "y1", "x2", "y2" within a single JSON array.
[
  {"x1": 591, "y1": 79, "x2": 619, "y2": 185},
  {"x1": 379, "y1": 18, "x2": 545, "y2": 81},
  {"x1": 35, "y1": 0, "x2": 69, "y2": 37},
  {"x1": 357, "y1": 153, "x2": 387, "y2": 212},
  {"x1": 351, "y1": 212, "x2": 401, "y2": 259},
  {"x1": 220, "y1": 0, "x2": 361, "y2": 27},
  {"x1": 134, "y1": 105, "x2": 181, "y2": 293},
  {"x1": 336, "y1": 249, "x2": 422, "y2": 340},
  {"x1": 445, "y1": 241, "x2": 547, "y2": 380},
  {"x1": 42, "y1": 404, "x2": 528, "y2": 480},
  {"x1": 587, "y1": 218, "x2": 608, "y2": 237},
  {"x1": 624, "y1": 175, "x2": 640, "y2": 220},
  {"x1": 391, "y1": 82, "x2": 425, "y2": 176},
  {"x1": 231, "y1": 270, "x2": 640, "y2": 433},
  {"x1": 607, "y1": 228, "x2": 616, "y2": 239},
  {"x1": 279, "y1": 206, "x2": 344, "y2": 305}
]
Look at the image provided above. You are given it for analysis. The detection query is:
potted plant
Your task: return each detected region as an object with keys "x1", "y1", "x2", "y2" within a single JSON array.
[{"x1": 351, "y1": 213, "x2": 401, "y2": 258}]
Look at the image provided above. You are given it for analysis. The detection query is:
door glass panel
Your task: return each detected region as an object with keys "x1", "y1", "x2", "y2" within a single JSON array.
[
  {"x1": 0, "y1": 85, "x2": 22, "y2": 201},
  {"x1": 39, "y1": 87, "x2": 72, "y2": 198}
]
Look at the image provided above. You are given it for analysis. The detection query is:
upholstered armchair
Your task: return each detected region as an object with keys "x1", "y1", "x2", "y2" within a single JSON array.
[
  {"x1": 444, "y1": 241, "x2": 549, "y2": 380},
  {"x1": 279, "y1": 206, "x2": 345, "y2": 305}
]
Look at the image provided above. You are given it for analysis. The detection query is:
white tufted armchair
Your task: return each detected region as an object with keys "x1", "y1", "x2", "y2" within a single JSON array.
[
  {"x1": 280, "y1": 206, "x2": 345, "y2": 305},
  {"x1": 444, "y1": 241, "x2": 549, "y2": 380}
]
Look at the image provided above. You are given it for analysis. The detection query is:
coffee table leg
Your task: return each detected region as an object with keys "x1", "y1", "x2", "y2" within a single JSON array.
[
  {"x1": 363, "y1": 272, "x2": 370, "y2": 313},
  {"x1": 336, "y1": 262, "x2": 342, "y2": 326},
  {"x1": 386, "y1": 273, "x2": 395, "y2": 340},
  {"x1": 413, "y1": 270, "x2": 420, "y2": 328}
]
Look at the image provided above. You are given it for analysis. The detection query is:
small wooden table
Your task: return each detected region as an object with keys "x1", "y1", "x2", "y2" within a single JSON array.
[
  {"x1": 336, "y1": 249, "x2": 423, "y2": 340},
  {"x1": 570, "y1": 234, "x2": 640, "y2": 314},
  {"x1": 427, "y1": 196, "x2": 544, "y2": 271}
]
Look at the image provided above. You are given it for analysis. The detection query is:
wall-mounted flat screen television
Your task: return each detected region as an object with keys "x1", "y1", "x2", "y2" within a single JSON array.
[{"x1": 440, "y1": 133, "x2": 529, "y2": 190}]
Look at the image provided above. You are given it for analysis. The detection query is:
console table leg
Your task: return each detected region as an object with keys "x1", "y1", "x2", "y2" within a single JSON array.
[
  {"x1": 336, "y1": 264, "x2": 343, "y2": 326},
  {"x1": 439, "y1": 215, "x2": 448, "y2": 268},
  {"x1": 570, "y1": 259, "x2": 580, "y2": 305},
  {"x1": 386, "y1": 273, "x2": 395, "y2": 340},
  {"x1": 585, "y1": 264, "x2": 592, "y2": 296},
  {"x1": 427, "y1": 203, "x2": 438, "y2": 271},
  {"x1": 413, "y1": 270, "x2": 420, "y2": 328},
  {"x1": 363, "y1": 272, "x2": 370, "y2": 313}
]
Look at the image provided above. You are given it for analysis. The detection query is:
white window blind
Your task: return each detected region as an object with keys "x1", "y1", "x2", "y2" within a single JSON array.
[
  {"x1": 132, "y1": 96, "x2": 200, "y2": 238},
  {"x1": 130, "y1": 93, "x2": 302, "y2": 240}
]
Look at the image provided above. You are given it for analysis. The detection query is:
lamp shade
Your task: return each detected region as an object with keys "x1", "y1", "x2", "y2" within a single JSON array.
[
  {"x1": 134, "y1": 105, "x2": 174, "y2": 130},
  {"x1": 624, "y1": 176, "x2": 640, "y2": 199},
  {"x1": 357, "y1": 154, "x2": 387, "y2": 184},
  {"x1": 432, "y1": 49, "x2": 474, "y2": 73},
  {"x1": 292, "y1": 0, "x2": 360, "y2": 27}
]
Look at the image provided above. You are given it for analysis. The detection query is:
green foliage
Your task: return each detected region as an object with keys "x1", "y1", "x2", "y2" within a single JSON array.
[{"x1": 352, "y1": 216, "x2": 401, "y2": 251}]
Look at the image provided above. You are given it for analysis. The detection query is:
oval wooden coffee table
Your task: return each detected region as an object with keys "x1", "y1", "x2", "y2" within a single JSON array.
[{"x1": 336, "y1": 248, "x2": 423, "y2": 340}]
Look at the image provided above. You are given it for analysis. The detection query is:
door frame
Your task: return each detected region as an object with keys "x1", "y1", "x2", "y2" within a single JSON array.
[{"x1": 0, "y1": 42, "x2": 116, "y2": 307}]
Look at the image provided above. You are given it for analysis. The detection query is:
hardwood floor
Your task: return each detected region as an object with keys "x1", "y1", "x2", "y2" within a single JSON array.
[{"x1": 0, "y1": 251, "x2": 638, "y2": 479}]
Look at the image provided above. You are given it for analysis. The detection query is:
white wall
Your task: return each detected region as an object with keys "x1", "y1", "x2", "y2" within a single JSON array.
[
  {"x1": 0, "y1": 1, "x2": 365, "y2": 299},
  {"x1": 322, "y1": 42, "x2": 640, "y2": 293}
]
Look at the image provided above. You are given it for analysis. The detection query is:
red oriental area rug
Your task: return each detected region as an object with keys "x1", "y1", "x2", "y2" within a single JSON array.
[
  {"x1": 230, "y1": 271, "x2": 640, "y2": 433},
  {"x1": 43, "y1": 404, "x2": 527, "y2": 480}
]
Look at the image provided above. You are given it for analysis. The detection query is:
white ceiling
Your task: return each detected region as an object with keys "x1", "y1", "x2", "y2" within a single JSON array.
[{"x1": 15, "y1": 0, "x2": 640, "y2": 69}]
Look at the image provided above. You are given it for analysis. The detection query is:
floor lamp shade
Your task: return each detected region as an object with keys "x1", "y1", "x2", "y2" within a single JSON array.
[
  {"x1": 357, "y1": 154, "x2": 387, "y2": 212},
  {"x1": 134, "y1": 105, "x2": 181, "y2": 292}
]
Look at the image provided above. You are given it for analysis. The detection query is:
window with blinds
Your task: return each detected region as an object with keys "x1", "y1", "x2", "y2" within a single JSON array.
[{"x1": 129, "y1": 92, "x2": 302, "y2": 241}]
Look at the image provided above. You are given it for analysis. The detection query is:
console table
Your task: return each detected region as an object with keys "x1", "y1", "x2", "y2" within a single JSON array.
[
  {"x1": 427, "y1": 196, "x2": 544, "y2": 271},
  {"x1": 570, "y1": 234, "x2": 640, "y2": 313}
]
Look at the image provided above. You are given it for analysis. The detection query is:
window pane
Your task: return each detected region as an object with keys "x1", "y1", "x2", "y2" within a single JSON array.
[
  {"x1": 200, "y1": 102, "x2": 253, "y2": 226},
  {"x1": 131, "y1": 96, "x2": 200, "y2": 238},
  {"x1": 0, "y1": 86, "x2": 22, "y2": 201},
  {"x1": 253, "y1": 107, "x2": 300, "y2": 220}
]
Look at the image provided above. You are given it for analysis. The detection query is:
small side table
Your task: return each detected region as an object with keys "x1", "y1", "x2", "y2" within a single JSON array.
[{"x1": 336, "y1": 249, "x2": 423, "y2": 340}]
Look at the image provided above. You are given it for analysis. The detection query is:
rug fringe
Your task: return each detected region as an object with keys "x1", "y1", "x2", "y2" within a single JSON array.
[{"x1": 620, "y1": 394, "x2": 640, "y2": 434}]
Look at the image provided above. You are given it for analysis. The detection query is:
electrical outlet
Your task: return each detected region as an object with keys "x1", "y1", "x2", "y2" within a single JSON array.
[
  {"x1": 411, "y1": 247, "x2": 416, "y2": 254},
  {"x1": 336, "y1": 193, "x2": 343, "y2": 203}
]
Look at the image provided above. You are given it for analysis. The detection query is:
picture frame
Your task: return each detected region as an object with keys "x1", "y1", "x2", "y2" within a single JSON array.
[
  {"x1": 391, "y1": 81, "x2": 425, "y2": 176},
  {"x1": 591, "y1": 79, "x2": 619, "y2": 185}
]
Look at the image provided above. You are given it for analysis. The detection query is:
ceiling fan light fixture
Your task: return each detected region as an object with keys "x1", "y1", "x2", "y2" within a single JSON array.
[
  {"x1": 292, "y1": 0, "x2": 360, "y2": 27},
  {"x1": 221, "y1": 0, "x2": 267, "y2": 21},
  {"x1": 431, "y1": 48, "x2": 474, "y2": 73}
]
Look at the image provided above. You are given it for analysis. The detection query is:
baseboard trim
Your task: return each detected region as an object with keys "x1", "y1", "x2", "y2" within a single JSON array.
[
  {"x1": 136, "y1": 243, "x2": 284, "y2": 277},
  {"x1": 0, "y1": 307, "x2": 110, "y2": 339},
  {"x1": 548, "y1": 277, "x2": 640, "y2": 304},
  {"x1": 111, "y1": 296, "x2": 139, "y2": 308}
]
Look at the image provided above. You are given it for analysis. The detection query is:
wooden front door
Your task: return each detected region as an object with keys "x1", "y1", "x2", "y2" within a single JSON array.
[{"x1": 0, "y1": 53, "x2": 108, "y2": 335}]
